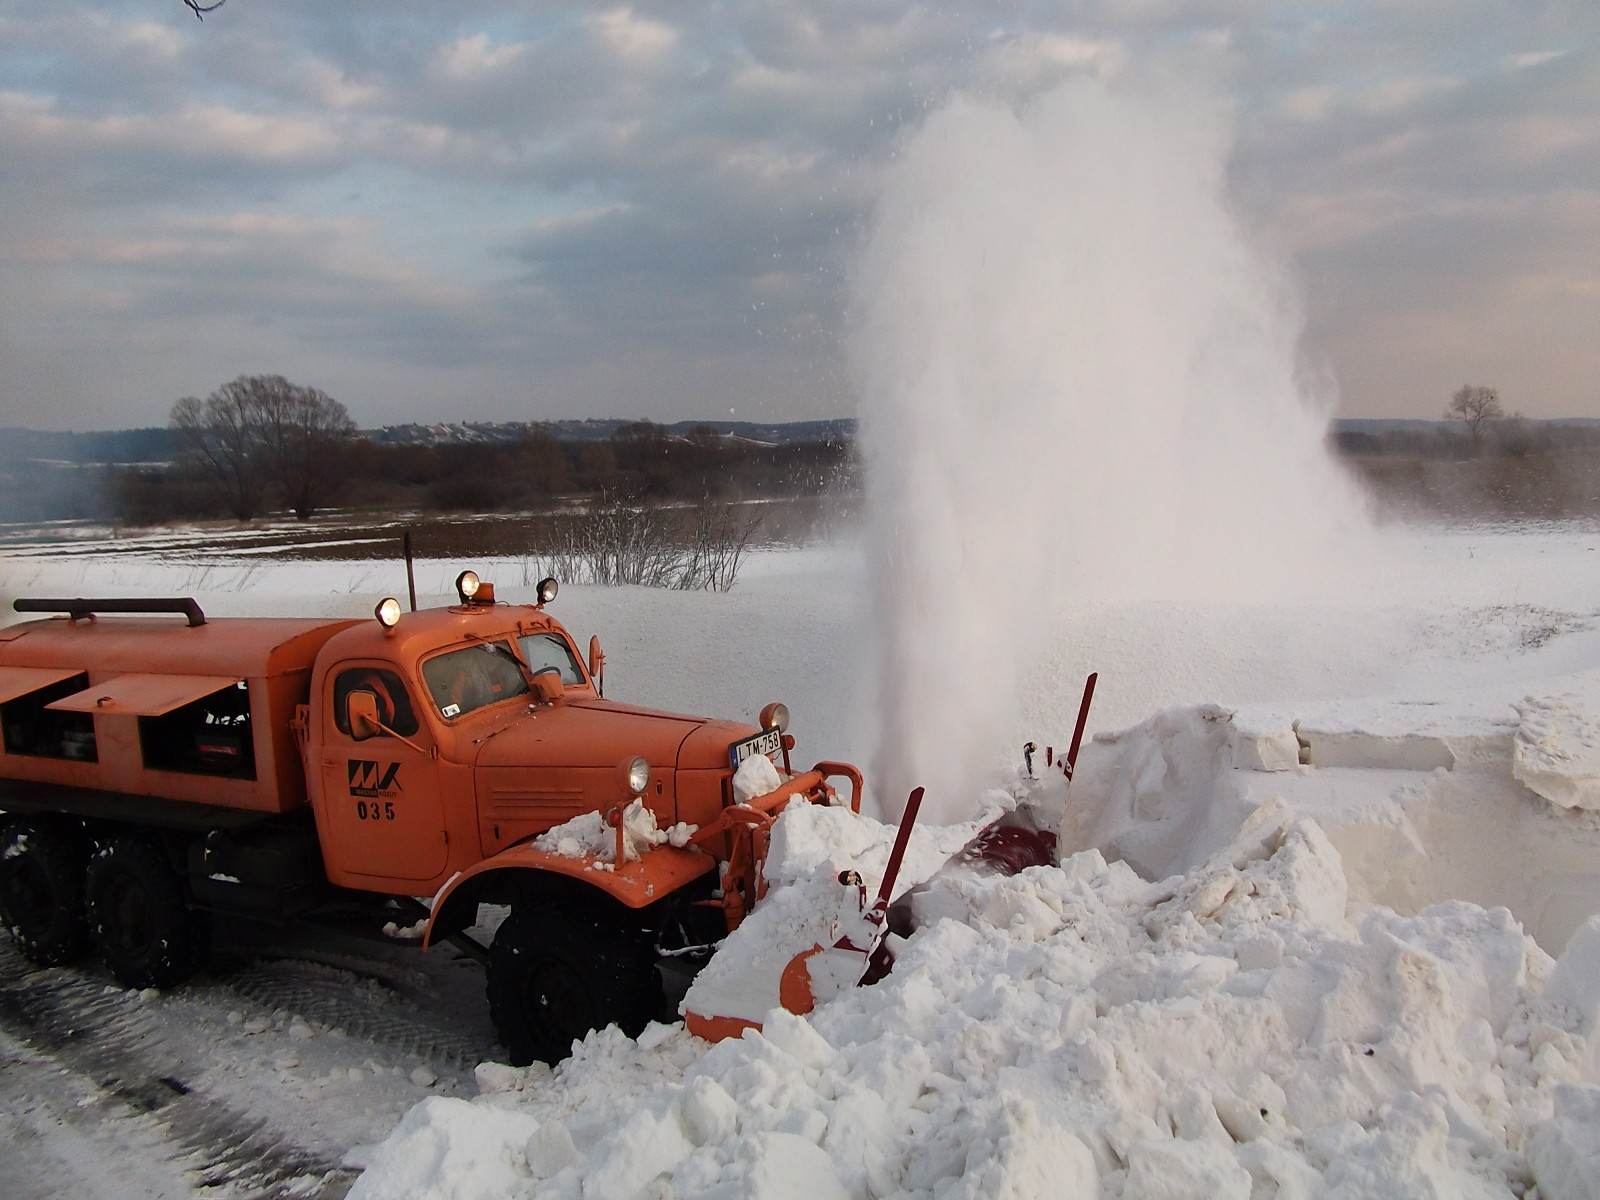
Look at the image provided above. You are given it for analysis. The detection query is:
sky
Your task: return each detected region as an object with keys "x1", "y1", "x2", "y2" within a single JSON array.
[{"x1": 0, "y1": 1, "x2": 1595, "y2": 432}]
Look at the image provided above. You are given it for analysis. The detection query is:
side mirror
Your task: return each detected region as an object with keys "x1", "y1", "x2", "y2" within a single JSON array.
[
  {"x1": 347, "y1": 689, "x2": 382, "y2": 741},
  {"x1": 588, "y1": 635, "x2": 605, "y2": 695},
  {"x1": 530, "y1": 668, "x2": 564, "y2": 706}
]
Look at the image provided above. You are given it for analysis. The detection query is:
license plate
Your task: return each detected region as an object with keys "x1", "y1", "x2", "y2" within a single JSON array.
[{"x1": 729, "y1": 726, "x2": 782, "y2": 769}]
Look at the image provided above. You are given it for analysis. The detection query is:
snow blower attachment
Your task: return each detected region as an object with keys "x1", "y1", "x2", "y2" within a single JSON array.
[
  {"x1": 778, "y1": 786, "x2": 925, "y2": 1015},
  {"x1": 682, "y1": 673, "x2": 1099, "y2": 1041},
  {"x1": 879, "y1": 670, "x2": 1098, "y2": 950}
]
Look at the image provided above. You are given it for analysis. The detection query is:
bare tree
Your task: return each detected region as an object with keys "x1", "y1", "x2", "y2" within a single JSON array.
[
  {"x1": 1446, "y1": 385, "x2": 1504, "y2": 449},
  {"x1": 171, "y1": 388, "x2": 265, "y2": 521},
  {"x1": 679, "y1": 502, "x2": 762, "y2": 592},
  {"x1": 170, "y1": 375, "x2": 357, "y2": 521},
  {"x1": 251, "y1": 379, "x2": 358, "y2": 518},
  {"x1": 531, "y1": 492, "x2": 762, "y2": 592}
]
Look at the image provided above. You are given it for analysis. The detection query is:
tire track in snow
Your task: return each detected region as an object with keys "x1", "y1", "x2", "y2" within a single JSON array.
[
  {"x1": 218, "y1": 955, "x2": 490, "y2": 1069},
  {"x1": 0, "y1": 947, "x2": 356, "y2": 1199}
]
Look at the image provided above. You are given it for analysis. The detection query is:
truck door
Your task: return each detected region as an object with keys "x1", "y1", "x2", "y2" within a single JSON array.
[{"x1": 318, "y1": 665, "x2": 448, "y2": 884}]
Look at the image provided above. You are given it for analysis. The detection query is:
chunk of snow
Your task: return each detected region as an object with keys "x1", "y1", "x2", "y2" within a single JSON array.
[
  {"x1": 1530, "y1": 1085, "x2": 1600, "y2": 1200},
  {"x1": 1515, "y1": 678, "x2": 1600, "y2": 811},
  {"x1": 732, "y1": 752, "x2": 783, "y2": 804},
  {"x1": 533, "y1": 797, "x2": 671, "y2": 864},
  {"x1": 346, "y1": 1097, "x2": 537, "y2": 1200}
]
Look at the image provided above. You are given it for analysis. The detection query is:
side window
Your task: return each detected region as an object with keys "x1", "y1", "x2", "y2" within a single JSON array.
[
  {"x1": 0, "y1": 673, "x2": 96, "y2": 762},
  {"x1": 140, "y1": 681, "x2": 256, "y2": 779},
  {"x1": 332, "y1": 668, "x2": 420, "y2": 738}
]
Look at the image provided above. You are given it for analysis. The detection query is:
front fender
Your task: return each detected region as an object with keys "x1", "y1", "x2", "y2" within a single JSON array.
[{"x1": 422, "y1": 841, "x2": 718, "y2": 948}]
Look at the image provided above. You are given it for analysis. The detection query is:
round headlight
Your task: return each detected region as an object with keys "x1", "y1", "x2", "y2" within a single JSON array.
[
  {"x1": 536, "y1": 576, "x2": 559, "y2": 606},
  {"x1": 374, "y1": 597, "x2": 402, "y2": 628},
  {"x1": 454, "y1": 570, "x2": 481, "y2": 602},
  {"x1": 620, "y1": 755, "x2": 650, "y2": 796},
  {"x1": 759, "y1": 702, "x2": 790, "y2": 733}
]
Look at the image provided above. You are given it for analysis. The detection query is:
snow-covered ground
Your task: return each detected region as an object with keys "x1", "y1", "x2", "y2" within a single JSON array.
[{"x1": 5, "y1": 517, "x2": 1600, "y2": 1197}]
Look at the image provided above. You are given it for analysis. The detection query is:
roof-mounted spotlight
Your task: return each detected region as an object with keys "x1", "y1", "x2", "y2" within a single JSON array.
[
  {"x1": 374, "y1": 597, "x2": 402, "y2": 629},
  {"x1": 454, "y1": 570, "x2": 483, "y2": 605},
  {"x1": 536, "y1": 577, "x2": 559, "y2": 607}
]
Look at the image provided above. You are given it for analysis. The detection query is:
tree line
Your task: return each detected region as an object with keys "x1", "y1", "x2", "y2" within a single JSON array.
[
  {"x1": 105, "y1": 375, "x2": 852, "y2": 526},
  {"x1": 1330, "y1": 383, "x2": 1600, "y2": 461},
  {"x1": 1330, "y1": 384, "x2": 1600, "y2": 520}
]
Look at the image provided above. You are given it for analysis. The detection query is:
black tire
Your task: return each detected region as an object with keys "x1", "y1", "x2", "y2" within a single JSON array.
[
  {"x1": 0, "y1": 819, "x2": 92, "y2": 966},
  {"x1": 487, "y1": 906, "x2": 659, "y2": 1066},
  {"x1": 85, "y1": 837, "x2": 207, "y2": 989}
]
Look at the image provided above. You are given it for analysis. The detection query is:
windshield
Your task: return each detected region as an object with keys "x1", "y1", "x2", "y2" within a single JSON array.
[
  {"x1": 517, "y1": 632, "x2": 585, "y2": 687},
  {"x1": 421, "y1": 641, "x2": 530, "y2": 720}
]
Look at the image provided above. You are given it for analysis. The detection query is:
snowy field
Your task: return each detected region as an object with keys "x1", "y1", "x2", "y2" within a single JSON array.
[{"x1": 5, "y1": 515, "x2": 1600, "y2": 1198}]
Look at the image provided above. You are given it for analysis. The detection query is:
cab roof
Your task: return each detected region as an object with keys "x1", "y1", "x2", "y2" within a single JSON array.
[{"x1": 315, "y1": 600, "x2": 583, "y2": 674}]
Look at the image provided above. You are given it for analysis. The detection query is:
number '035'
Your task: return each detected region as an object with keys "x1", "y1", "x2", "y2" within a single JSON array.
[{"x1": 355, "y1": 801, "x2": 396, "y2": 821}]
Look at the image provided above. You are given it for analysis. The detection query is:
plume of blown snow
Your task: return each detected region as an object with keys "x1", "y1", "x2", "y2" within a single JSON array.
[{"x1": 853, "y1": 75, "x2": 1372, "y2": 820}]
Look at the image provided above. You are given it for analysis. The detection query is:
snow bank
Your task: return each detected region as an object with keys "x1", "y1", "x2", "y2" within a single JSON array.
[
  {"x1": 1068, "y1": 677, "x2": 1600, "y2": 954},
  {"x1": 347, "y1": 666, "x2": 1600, "y2": 1199},
  {"x1": 351, "y1": 795, "x2": 1600, "y2": 1199},
  {"x1": 1514, "y1": 676, "x2": 1600, "y2": 812}
]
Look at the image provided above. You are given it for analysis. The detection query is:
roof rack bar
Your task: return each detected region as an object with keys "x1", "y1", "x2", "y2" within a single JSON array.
[{"x1": 12, "y1": 598, "x2": 208, "y2": 627}]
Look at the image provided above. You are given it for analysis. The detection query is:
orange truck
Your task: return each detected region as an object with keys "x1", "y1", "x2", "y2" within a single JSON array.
[{"x1": 0, "y1": 572, "x2": 862, "y2": 1064}]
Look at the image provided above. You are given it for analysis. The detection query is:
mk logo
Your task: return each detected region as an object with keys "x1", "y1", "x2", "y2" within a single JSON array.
[{"x1": 348, "y1": 759, "x2": 402, "y2": 796}]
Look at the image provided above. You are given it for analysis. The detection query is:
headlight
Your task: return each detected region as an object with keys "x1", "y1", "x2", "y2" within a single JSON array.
[
  {"x1": 759, "y1": 702, "x2": 790, "y2": 733},
  {"x1": 619, "y1": 755, "x2": 650, "y2": 796},
  {"x1": 374, "y1": 597, "x2": 402, "y2": 628},
  {"x1": 536, "y1": 576, "x2": 559, "y2": 606},
  {"x1": 454, "y1": 570, "x2": 481, "y2": 603}
]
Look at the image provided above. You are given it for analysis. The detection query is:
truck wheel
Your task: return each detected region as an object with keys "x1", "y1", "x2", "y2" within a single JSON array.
[
  {"x1": 0, "y1": 819, "x2": 92, "y2": 966},
  {"x1": 487, "y1": 907, "x2": 658, "y2": 1066},
  {"x1": 85, "y1": 837, "x2": 207, "y2": 989}
]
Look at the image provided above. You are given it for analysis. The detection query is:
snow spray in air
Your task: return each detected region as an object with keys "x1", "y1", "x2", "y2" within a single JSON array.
[{"x1": 854, "y1": 78, "x2": 1371, "y2": 821}]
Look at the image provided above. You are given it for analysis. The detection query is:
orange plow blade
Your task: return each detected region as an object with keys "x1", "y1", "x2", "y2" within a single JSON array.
[
  {"x1": 774, "y1": 786, "x2": 927, "y2": 1021},
  {"x1": 682, "y1": 787, "x2": 925, "y2": 1040}
]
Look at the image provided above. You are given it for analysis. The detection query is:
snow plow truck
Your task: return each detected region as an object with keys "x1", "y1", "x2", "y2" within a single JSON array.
[{"x1": 0, "y1": 573, "x2": 862, "y2": 1065}]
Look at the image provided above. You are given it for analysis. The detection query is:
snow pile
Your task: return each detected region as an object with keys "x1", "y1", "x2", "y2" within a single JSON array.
[
  {"x1": 533, "y1": 799, "x2": 696, "y2": 866},
  {"x1": 1067, "y1": 677, "x2": 1600, "y2": 956},
  {"x1": 352, "y1": 794, "x2": 1600, "y2": 1199},
  {"x1": 1514, "y1": 676, "x2": 1600, "y2": 811},
  {"x1": 350, "y1": 669, "x2": 1600, "y2": 1199},
  {"x1": 682, "y1": 804, "x2": 991, "y2": 1028}
]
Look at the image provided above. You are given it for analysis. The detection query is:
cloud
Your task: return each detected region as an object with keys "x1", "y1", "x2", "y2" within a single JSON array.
[
  {"x1": 586, "y1": 7, "x2": 677, "y2": 62},
  {"x1": 1506, "y1": 49, "x2": 1569, "y2": 72},
  {"x1": 435, "y1": 32, "x2": 531, "y2": 81},
  {"x1": 0, "y1": 91, "x2": 344, "y2": 169},
  {"x1": 976, "y1": 33, "x2": 1128, "y2": 86},
  {"x1": 295, "y1": 58, "x2": 385, "y2": 110}
]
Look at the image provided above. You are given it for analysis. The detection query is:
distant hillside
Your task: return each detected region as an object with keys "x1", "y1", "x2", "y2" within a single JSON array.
[
  {"x1": 0, "y1": 417, "x2": 860, "y2": 525},
  {"x1": 0, "y1": 419, "x2": 857, "y2": 468},
  {"x1": 367, "y1": 418, "x2": 856, "y2": 448},
  {"x1": 0, "y1": 426, "x2": 177, "y2": 466},
  {"x1": 1332, "y1": 417, "x2": 1600, "y2": 437},
  {"x1": 6, "y1": 417, "x2": 1598, "y2": 470}
]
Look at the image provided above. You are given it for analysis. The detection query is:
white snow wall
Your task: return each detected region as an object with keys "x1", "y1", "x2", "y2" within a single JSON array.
[{"x1": 852, "y1": 77, "x2": 1371, "y2": 821}]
